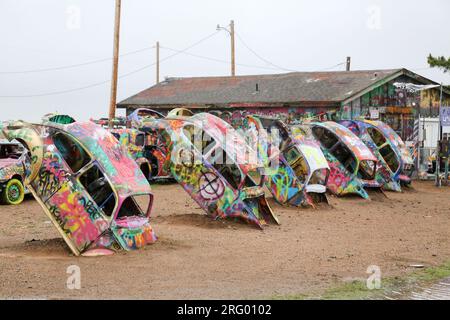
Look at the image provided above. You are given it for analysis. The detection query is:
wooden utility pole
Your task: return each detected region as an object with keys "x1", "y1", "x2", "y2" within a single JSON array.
[
  {"x1": 156, "y1": 41, "x2": 160, "y2": 84},
  {"x1": 346, "y1": 56, "x2": 351, "y2": 71},
  {"x1": 108, "y1": 0, "x2": 121, "y2": 127},
  {"x1": 230, "y1": 20, "x2": 236, "y2": 76}
]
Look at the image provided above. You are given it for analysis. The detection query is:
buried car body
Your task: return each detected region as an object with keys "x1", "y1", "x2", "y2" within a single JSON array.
[
  {"x1": 307, "y1": 121, "x2": 380, "y2": 199},
  {"x1": 162, "y1": 112, "x2": 279, "y2": 228},
  {"x1": 339, "y1": 119, "x2": 414, "y2": 191},
  {"x1": 109, "y1": 127, "x2": 154, "y2": 181},
  {"x1": 241, "y1": 115, "x2": 330, "y2": 207},
  {"x1": 0, "y1": 141, "x2": 27, "y2": 205},
  {"x1": 127, "y1": 108, "x2": 172, "y2": 180},
  {"x1": 0, "y1": 120, "x2": 156, "y2": 256}
]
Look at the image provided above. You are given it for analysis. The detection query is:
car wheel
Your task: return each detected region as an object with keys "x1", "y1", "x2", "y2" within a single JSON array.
[{"x1": 1, "y1": 178, "x2": 25, "y2": 205}]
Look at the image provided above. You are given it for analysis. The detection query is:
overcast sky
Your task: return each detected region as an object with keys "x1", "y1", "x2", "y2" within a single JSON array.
[{"x1": 1, "y1": 0, "x2": 449, "y2": 122}]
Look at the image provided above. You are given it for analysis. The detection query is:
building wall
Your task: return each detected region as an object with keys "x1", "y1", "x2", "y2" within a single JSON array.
[
  {"x1": 339, "y1": 75, "x2": 450, "y2": 142},
  {"x1": 208, "y1": 106, "x2": 337, "y2": 128}
]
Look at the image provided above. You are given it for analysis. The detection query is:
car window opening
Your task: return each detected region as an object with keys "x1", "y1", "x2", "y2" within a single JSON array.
[
  {"x1": 209, "y1": 148, "x2": 242, "y2": 189},
  {"x1": 379, "y1": 145, "x2": 400, "y2": 173},
  {"x1": 79, "y1": 165, "x2": 116, "y2": 217},
  {"x1": 313, "y1": 127, "x2": 338, "y2": 149},
  {"x1": 111, "y1": 132, "x2": 121, "y2": 141},
  {"x1": 367, "y1": 127, "x2": 387, "y2": 148},
  {"x1": 135, "y1": 133, "x2": 145, "y2": 147},
  {"x1": 116, "y1": 195, "x2": 150, "y2": 219},
  {"x1": 309, "y1": 168, "x2": 328, "y2": 185},
  {"x1": 182, "y1": 125, "x2": 216, "y2": 156},
  {"x1": 271, "y1": 123, "x2": 292, "y2": 151},
  {"x1": 0, "y1": 144, "x2": 23, "y2": 159},
  {"x1": 53, "y1": 132, "x2": 91, "y2": 173},
  {"x1": 283, "y1": 147, "x2": 307, "y2": 184},
  {"x1": 245, "y1": 170, "x2": 263, "y2": 187},
  {"x1": 333, "y1": 143, "x2": 357, "y2": 174},
  {"x1": 358, "y1": 160, "x2": 376, "y2": 180}
]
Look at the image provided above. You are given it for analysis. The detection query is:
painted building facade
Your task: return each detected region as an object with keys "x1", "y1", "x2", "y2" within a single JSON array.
[{"x1": 118, "y1": 69, "x2": 450, "y2": 144}]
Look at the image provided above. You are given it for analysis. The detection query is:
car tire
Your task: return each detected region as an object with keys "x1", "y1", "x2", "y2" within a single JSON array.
[{"x1": 1, "y1": 178, "x2": 25, "y2": 205}]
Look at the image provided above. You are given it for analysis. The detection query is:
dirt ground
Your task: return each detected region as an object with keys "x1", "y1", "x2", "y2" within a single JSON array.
[{"x1": 0, "y1": 180, "x2": 450, "y2": 299}]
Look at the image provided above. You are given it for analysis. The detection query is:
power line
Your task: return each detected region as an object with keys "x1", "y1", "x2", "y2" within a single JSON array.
[
  {"x1": 235, "y1": 31, "x2": 346, "y2": 72},
  {"x1": 234, "y1": 32, "x2": 300, "y2": 72},
  {"x1": 0, "y1": 45, "x2": 156, "y2": 75},
  {"x1": 0, "y1": 29, "x2": 352, "y2": 98},
  {"x1": 160, "y1": 45, "x2": 282, "y2": 71},
  {"x1": 318, "y1": 62, "x2": 346, "y2": 71},
  {"x1": 0, "y1": 31, "x2": 221, "y2": 98},
  {"x1": 121, "y1": 31, "x2": 221, "y2": 78}
]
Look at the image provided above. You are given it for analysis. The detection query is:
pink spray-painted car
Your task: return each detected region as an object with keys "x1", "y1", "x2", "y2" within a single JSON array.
[{"x1": 1, "y1": 120, "x2": 157, "y2": 256}]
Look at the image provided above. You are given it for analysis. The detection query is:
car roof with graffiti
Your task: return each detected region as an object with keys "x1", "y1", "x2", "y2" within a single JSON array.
[
  {"x1": 247, "y1": 118, "x2": 330, "y2": 174},
  {"x1": 363, "y1": 120, "x2": 414, "y2": 165},
  {"x1": 0, "y1": 142, "x2": 25, "y2": 178},
  {"x1": 288, "y1": 125, "x2": 330, "y2": 173},
  {"x1": 48, "y1": 121, "x2": 151, "y2": 196},
  {"x1": 311, "y1": 121, "x2": 377, "y2": 161},
  {"x1": 174, "y1": 113, "x2": 259, "y2": 174},
  {"x1": 127, "y1": 108, "x2": 165, "y2": 127}
]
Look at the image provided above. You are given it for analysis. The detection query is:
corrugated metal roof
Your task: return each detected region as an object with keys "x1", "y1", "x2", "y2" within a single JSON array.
[{"x1": 117, "y1": 69, "x2": 403, "y2": 108}]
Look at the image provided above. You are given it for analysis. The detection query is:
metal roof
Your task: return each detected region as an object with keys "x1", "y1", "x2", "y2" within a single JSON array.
[{"x1": 117, "y1": 69, "x2": 406, "y2": 109}]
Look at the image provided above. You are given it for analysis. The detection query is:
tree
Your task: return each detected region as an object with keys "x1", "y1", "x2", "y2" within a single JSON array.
[{"x1": 428, "y1": 54, "x2": 450, "y2": 73}]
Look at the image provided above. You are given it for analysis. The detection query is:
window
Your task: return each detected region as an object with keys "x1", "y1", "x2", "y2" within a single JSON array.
[
  {"x1": 135, "y1": 133, "x2": 145, "y2": 147},
  {"x1": 309, "y1": 168, "x2": 328, "y2": 185},
  {"x1": 79, "y1": 165, "x2": 116, "y2": 217},
  {"x1": 0, "y1": 144, "x2": 22, "y2": 159},
  {"x1": 209, "y1": 148, "x2": 242, "y2": 189},
  {"x1": 290, "y1": 126, "x2": 307, "y2": 137},
  {"x1": 117, "y1": 194, "x2": 151, "y2": 219},
  {"x1": 245, "y1": 170, "x2": 263, "y2": 186},
  {"x1": 367, "y1": 127, "x2": 387, "y2": 148},
  {"x1": 358, "y1": 160, "x2": 376, "y2": 180},
  {"x1": 313, "y1": 127, "x2": 338, "y2": 149},
  {"x1": 269, "y1": 122, "x2": 291, "y2": 151},
  {"x1": 379, "y1": 145, "x2": 400, "y2": 173},
  {"x1": 182, "y1": 125, "x2": 216, "y2": 156},
  {"x1": 283, "y1": 147, "x2": 308, "y2": 184},
  {"x1": 53, "y1": 133, "x2": 91, "y2": 172}
]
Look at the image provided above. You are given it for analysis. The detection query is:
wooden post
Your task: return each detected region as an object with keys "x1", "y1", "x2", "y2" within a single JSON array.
[
  {"x1": 108, "y1": 0, "x2": 121, "y2": 127},
  {"x1": 156, "y1": 41, "x2": 160, "y2": 84},
  {"x1": 436, "y1": 83, "x2": 444, "y2": 186},
  {"x1": 346, "y1": 56, "x2": 351, "y2": 71},
  {"x1": 230, "y1": 20, "x2": 236, "y2": 76}
]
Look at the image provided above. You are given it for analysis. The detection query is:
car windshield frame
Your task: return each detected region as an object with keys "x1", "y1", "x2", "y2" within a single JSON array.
[
  {"x1": 282, "y1": 145, "x2": 311, "y2": 186},
  {"x1": 77, "y1": 161, "x2": 119, "y2": 221},
  {"x1": 114, "y1": 193, "x2": 153, "y2": 220},
  {"x1": 357, "y1": 159, "x2": 377, "y2": 180}
]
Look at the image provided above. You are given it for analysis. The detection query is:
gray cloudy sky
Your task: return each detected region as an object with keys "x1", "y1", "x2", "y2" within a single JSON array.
[{"x1": 1, "y1": 0, "x2": 449, "y2": 122}]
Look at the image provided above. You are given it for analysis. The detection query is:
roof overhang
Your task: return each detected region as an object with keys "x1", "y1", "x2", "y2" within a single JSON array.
[
  {"x1": 117, "y1": 100, "x2": 341, "y2": 110},
  {"x1": 341, "y1": 68, "x2": 450, "y2": 105}
]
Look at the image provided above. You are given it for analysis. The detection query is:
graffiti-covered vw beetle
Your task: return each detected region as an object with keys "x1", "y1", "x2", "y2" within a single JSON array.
[
  {"x1": 109, "y1": 127, "x2": 153, "y2": 181},
  {"x1": 127, "y1": 107, "x2": 165, "y2": 128},
  {"x1": 0, "y1": 141, "x2": 27, "y2": 205},
  {"x1": 0, "y1": 120, "x2": 157, "y2": 256},
  {"x1": 241, "y1": 115, "x2": 330, "y2": 207},
  {"x1": 307, "y1": 121, "x2": 380, "y2": 199},
  {"x1": 339, "y1": 120, "x2": 414, "y2": 191},
  {"x1": 128, "y1": 108, "x2": 172, "y2": 180},
  {"x1": 163, "y1": 112, "x2": 279, "y2": 228}
]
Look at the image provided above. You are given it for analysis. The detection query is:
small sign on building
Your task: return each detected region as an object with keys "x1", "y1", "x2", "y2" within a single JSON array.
[
  {"x1": 440, "y1": 106, "x2": 450, "y2": 127},
  {"x1": 369, "y1": 107, "x2": 380, "y2": 119}
]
